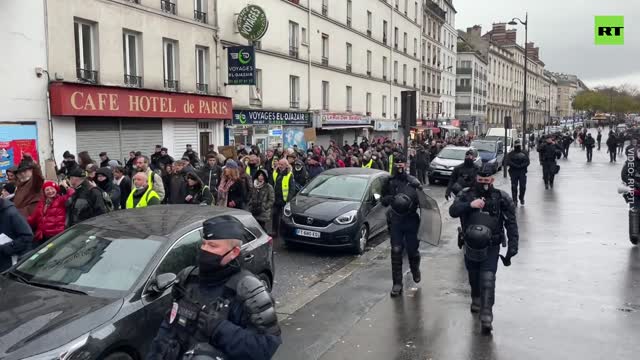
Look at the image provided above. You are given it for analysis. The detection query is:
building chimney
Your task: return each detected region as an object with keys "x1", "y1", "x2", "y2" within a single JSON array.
[
  {"x1": 505, "y1": 29, "x2": 517, "y2": 44},
  {"x1": 467, "y1": 25, "x2": 482, "y2": 37}
]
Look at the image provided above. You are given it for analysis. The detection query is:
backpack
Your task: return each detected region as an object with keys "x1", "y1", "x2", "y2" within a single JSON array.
[{"x1": 93, "y1": 187, "x2": 114, "y2": 213}]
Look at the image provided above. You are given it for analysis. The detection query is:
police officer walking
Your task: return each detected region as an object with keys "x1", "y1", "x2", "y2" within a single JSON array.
[
  {"x1": 381, "y1": 154, "x2": 423, "y2": 297},
  {"x1": 538, "y1": 136, "x2": 562, "y2": 189},
  {"x1": 146, "y1": 216, "x2": 281, "y2": 360},
  {"x1": 506, "y1": 140, "x2": 530, "y2": 206},
  {"x1": 445, "y1": 150, "x2": 480, "y2": 201},
  {"x1": 449, "y1": 164, "x2": 519, "y2": 333},
  {"x1": 584, "y1": 133, "x2": 596, "y2": 162}
]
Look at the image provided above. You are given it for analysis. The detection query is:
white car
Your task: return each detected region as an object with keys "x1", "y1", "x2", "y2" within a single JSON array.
[{"x1": 428, "y1": 146, "x2": 483, "y2": 184}]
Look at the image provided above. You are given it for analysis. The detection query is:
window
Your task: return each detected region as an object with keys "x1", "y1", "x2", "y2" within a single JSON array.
[
  {"x1": 403, "y1": 64, "x2": 407, "y2": 85},
  {"x1": 122, "y1": 31, "x2": 140, "y2": 87},
  {"x1": 161, "y1": 0, "x2": 176, "y2": 14},
  {"x1": 289, "y1": 21, "x2": 299, "y2": 58},
  {"x1": 163, "y1": 39, "x2": 178, "y2": 90},
  {"x1": 346, "y1": 86, "x2": 352, "y2": 112},
  {"x1": 404, "y1": 0, "x2": 408, "y2": 15},
  {"x1": 414, "y1": 1, "x2": 418, "y2": 21},
  {"x1": 74, "y1": 20, "x2": 98, "y2": 82},
  {"x1": 346, "y1": 0, "x2": 352, "y2": 27},
  {"x1": 421, "y1": 69, "x2": 426, "y2": 91},
  {"x1": 367, "y1": 11, "x2": 372, "y2": 36},
  {"x1": 413, "y1": 67, "x2": 417, "y2": 88},
  {"x1": 321, "y1": 33, "x2": 329, "y2": 65},
  {"x1": 322, "y1": 0, "x2": 328, "y2": 16},
  {"x1": 366, "y1": 92, "x2": 372, "y2": 115},
  {"x1": 383, "y1": 20, "x2": 388, "y2": 44},
  {"x1": 413, "y1": 38, "x2": 417, "y2": 57},
  {"x1": 194, "y1": 0, "x2": 207, "y2": 23},
  {"x1": 395, "y1": 0, "x2": 399, "y2": 9},
  {"x1": 403, "y1": 32, "x2": 407, "y2": 52},
  {"x1": 322, "y1": 81, "x2": 330, "y2": 110},
  {"x1": 394, "y1": 97, "x2": 398, "y2": 118},
  {"x1": 393, "y1": 60, "x2": 398, "y2": 82},
  {"x1": 366, "y1": 50, "x2": 372, "y2": 75},
  {"x1": 382, "y1": 95, "x2": 387, "y2": 116},
  {"x1": 195, "y1": 46, "x2": 208, "y2": 93},
  {"x1": 421, "y1": 40, "x2": 426, "y2": 61},
  {"x1": 250, "y1": 69, "x2": 262, "y2": 106},
  {"x1": 394, "y1": 27, "x2": 398, "y2": 48},
  {"x1": 383, "y1": 56, "x2": 388, "y2": 80},
  {"x1": 346, "y1": 43, "x2": 352, "y2": 72},
  {"x1": 290, "y1": 76, "x2": 300, "y2": 109},
  {"x1": 301, "y1": 27, "x2": 308, "y2": 45},
  {"x1": 156, "y1": 229, "x2": 202, "y2": 276}
]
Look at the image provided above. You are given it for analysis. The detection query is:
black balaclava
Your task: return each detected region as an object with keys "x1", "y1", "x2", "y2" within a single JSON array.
[{"x1": 198, "y1": 216, "x2": 245, "y2": 285}]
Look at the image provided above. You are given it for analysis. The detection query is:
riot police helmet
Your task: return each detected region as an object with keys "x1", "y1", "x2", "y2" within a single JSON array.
[
  {"x1": 390, "y1": 193, "x2": 414, "y2": 215},
  {"x1": 477, "y1": 163, "x2": 495, "y2": 178},
  {"x1": 464, "y1": 224, "x2": 492, "y2": 250},
  {"x1": 394, "y1": 153, "x2": 407, "y2": 163}
]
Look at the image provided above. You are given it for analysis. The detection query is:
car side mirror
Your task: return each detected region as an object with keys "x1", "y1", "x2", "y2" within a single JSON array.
[
  {"x1": 149, "y1": 273, "x2": 177, "y2": 293},
  {"x1": 373, "y1": 193, "x2": 381, "y2": 202}
]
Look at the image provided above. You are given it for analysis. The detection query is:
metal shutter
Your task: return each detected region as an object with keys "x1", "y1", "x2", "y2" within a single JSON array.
[
  {"x1": 120, "y1": 119, "x2": 163, "y2": 160},
  {"x1": 75, "y1": 118, "x2": 121, "y2": 162},
  {"x1": 173, "y1": 120, "x2": 198, "y2": 159}
]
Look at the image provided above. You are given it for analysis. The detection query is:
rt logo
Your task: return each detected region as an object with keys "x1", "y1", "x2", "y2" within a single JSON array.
[{"x1": 595, "y1": 16, "x2": 624, "y2": 45}]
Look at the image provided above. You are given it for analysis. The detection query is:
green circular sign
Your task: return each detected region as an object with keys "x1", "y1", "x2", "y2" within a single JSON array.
[{"x1": 237, "y1": 5, "x2": 269, "y2": 41}]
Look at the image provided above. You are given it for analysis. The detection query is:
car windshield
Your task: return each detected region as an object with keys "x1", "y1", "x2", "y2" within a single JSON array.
[
  {"x1": 13, "y1": 225, "x2": 163, "y2": 298},
  {"x1": 437, "y1": 149, "x2": 468, "y2": 160},
  {"x1": 471, "y1": 141, "x2": 497, "y2": 153},
  {"x1": 300, "y1": 174, "x2": 369, "y2": 201}
]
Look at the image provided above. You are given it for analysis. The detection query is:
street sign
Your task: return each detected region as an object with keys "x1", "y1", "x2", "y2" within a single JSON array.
[
  {"x1": 227, "y1": 46, "x2": 255, "y2": 85},
  {"x1": 237, "y1": 5, "x2": 269, "y2": 41}
]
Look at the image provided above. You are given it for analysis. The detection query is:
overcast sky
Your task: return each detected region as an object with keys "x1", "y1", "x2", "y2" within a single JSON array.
[{"x1": 453, "y1": 0, "x2": 639, "y2": 88}]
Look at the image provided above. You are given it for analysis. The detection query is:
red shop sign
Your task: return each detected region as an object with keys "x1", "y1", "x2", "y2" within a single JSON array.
[{"x1": 49, "y1": 82, "x2": 232, "y2": 119}]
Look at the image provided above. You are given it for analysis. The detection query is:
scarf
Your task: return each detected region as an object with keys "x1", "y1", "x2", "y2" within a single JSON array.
[
  {"x1": 217, "y1": 177, "x2": 235, "y2": 207},
  {"x1": 253, "y1": 179, "x2": 265, "y2": 189}
]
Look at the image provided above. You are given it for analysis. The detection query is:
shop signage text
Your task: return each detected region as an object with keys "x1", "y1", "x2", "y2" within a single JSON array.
[
  {"x1": 237, "y1": 5, "x2": 269, "y2": 41},
  {"x1": 227, "y1": 46, "x2": 256, "y2": 85},
  {"x1": 374, "y1": 120, "x2": 399, "y2": 131},
  {"x1": 49, "y1": 83, "x2": 232, "y2": 119},
  {"x1": 233, "y1": 110, "x2": 310, "y2": 126},
  {"x1": 321, "y1": 112, "x2": 371, "y2": 126}
]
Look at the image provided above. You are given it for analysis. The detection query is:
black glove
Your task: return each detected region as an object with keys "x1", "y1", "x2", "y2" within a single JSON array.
[
  {"x1": 457, "y1": 227, "x2": 464, "y2": 249},
  {"x1": 445, "y1": 192, "x2": 451, "y2": 201},
  {"x1": 507, "y1": 246, "x2": 518, "y2": 259},
  {"x1": 196, "y1": 305, "x2": 230, "y2": 338}
]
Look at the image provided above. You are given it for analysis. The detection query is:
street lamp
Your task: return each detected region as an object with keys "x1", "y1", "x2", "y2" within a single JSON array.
[
  {"x1": 536, "y1": 98, "x2": 547, "y2": 133},
  {"x1": 509, "y1": 13, "x2": 528, "y2": 150}
]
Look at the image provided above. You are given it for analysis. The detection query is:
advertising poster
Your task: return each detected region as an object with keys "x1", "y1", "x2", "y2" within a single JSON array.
[
  {"x1": 0, "y1": 124, "x2": 38, "y2": 182},
  {"x1": 284, "y1": 127, "x2": 307, "y2": 151}
]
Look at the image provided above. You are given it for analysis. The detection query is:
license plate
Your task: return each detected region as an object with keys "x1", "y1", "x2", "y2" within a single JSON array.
[{"x1": 296, "y1": 229, "x2": 321, "y2": 238}]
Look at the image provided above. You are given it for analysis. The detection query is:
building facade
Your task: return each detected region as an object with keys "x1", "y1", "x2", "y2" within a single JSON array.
[
  {"x1": 552, "y1": 73, "x2": 588, "y2": 118},
  {"x1": 439, "y1": 0, "x2": 457, "y2": 123},
  {"x1": 1, "y1": 1, "x2": 50, "y2": 178},
  {"x1": 419, "y1": 0, "x2": 445, "y2": 126},
  {"x1": 455, "y1": 42, "x2": 488, "y2": 134},
  {"x1": 46, "y1": 0, "x2": 229, "y2": 165}
]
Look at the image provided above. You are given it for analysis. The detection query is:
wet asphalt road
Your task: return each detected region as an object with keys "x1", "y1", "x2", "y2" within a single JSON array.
[{"x1": 274, "y1": 132, "x2": 640, "y2": 360}]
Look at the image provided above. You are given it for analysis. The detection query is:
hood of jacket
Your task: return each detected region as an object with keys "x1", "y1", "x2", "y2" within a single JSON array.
[
  {"x1": 185, "y1": 171, "x2": 205, "y2": 188},
  {"x1": 95, "y1": 167, "x2": 114, "y2": 192}
]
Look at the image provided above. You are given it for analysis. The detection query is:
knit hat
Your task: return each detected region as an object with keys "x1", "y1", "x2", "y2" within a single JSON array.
[
  {"x1": 42, "y1": 180, "x2": 60, "y2": 193},
  {"x1": 224, "y1": 159, "x2": 239, "y2": 169}
]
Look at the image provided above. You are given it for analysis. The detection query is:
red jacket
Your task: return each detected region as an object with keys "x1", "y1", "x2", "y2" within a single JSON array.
[{"x1": 28, "y1": 189, "x2": 75, "y2": 242}]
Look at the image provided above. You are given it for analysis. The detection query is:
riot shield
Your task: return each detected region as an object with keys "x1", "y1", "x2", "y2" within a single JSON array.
[{"x1": 417, "y1": 189, "x2": 442, "y2": 246}]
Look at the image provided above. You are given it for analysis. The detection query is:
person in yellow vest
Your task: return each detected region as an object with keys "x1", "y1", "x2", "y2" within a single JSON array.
[
  {"x1": 270, "y1": 159, "x2": 296, "y2": 237},
  {"x1": 126, "y1": 172, "x2": 161, "y2": 209},
  {"x1": 245, "y1": 154, "x2": 262, "y2": 179},
  {"x1": 361, "y1": 151, "x2": 384, "y2": 170}
]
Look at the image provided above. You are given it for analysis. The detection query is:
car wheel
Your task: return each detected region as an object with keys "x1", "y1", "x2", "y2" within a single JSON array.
[
  {"x1": 258, "y1": 273, "x2": 272, "y2": 291},
  {"x1": 428, "y1": 176, "x2": 435, "y2": 185},
  {"x1": 104, "y1": 352, "x2": 133, "y2": 360},
  {"x1": 352, "y1": 224, "x2": 369, "y2": 255}
]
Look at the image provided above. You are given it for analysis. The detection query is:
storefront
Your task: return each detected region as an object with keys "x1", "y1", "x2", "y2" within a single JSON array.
[
  {"x1": 0, "y1": 123, "x2": 39, "y2": 182},
  {"x1": 313, "y1": 112, "x2": 373, "y2": 147},
  {"x1": 49, "y1": 82, "x2": 231, "y2": 164},
  {"x1": 411, "y1": 120, "x2": 440, "y2": 141},
  {"x1": 228, "y1": 110, "x2": 311, "y2": 152},
  {"x1": 372, "y1": 119, "x2": 400, "y2": 142}
]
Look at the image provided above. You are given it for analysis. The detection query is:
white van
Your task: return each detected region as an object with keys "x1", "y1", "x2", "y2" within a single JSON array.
[{"x1": 484, "y1": 128, "x2": 518, "y2": 152}]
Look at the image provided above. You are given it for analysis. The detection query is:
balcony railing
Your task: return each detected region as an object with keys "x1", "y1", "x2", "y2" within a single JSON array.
[
  {"x1": 124, "y1": 74, "x2": 143, "y2": 88},
  {"x1": 321, "y1": 57, "x2": 328, "y2": 66},
  {"x1": 161, "y1": 0, "x2": 176, "y2": 14},
  {"x1": 456, "y1": 103, "x2": 471, "y2": 110},
  {"x1": 290, "y1": 100, "x2": 300, "y2": 109},
  {"x1": 457, "y1": 67, "x2": 472, "y2": 74},
  {"x1": 427, "y1": 86, "x2": 431, "y2": 93},
  {"x1": 289, "y1": 46, "x2": 299, "y2": 58},
  {"x1": 456, "y1": 85, "x2": 472, "y2": 92},
  {"x1": 322, "y1": 4, "x2": 328, "y2": 16},
  {"x1": 164, "y1": 79, "x2": 179, "y2": 91},
  {"x1": 77, "y1": 68, "x2": 98, "y2": 83},
  {"x1": 346, "y1": 64, "x2": 352, "y2": 73},
  {"x1": 196, "y1": 83, "x2": 208, "y2": 93},
  {"x1": 194, "y1": 10, "x2": 207, "y2": 23}
]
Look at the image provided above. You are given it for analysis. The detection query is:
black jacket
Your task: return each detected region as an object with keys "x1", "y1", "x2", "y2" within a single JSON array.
[
  {"x1": 198, "y1": 164, "x2": 222, "y2": 190},
  {"x1": 507, "y1": 149, "x2": 530, "y2": 175},
  {"x1": 446, "y1": 162, "x2": 480, "y2": 196},
  {"x1": 66, "y1": 181, "x2": 107, "y2": 227},
  {"x1": 167, "y1": 172, "x2": 188, "y2": 204},
  {"x1": 116, "y1": 176, "x2": 132, "y2": 210},
  {"x1": 415, "y1": 149, "x2": 430, "y2": 169},
  {"x1": 606, "y1": 135, "x2": 617, "y2": 149},
  {"x1": 381, "y1": 173, "x2": 422, "y2": 223},
  {"x1": 584, "y1": 136, "x2": 596, "y2": 149},
  {"x1": 96, "y1": 167, "x2": 121, "y2": 210},
  {"x1": 538, "y1": 143, "x2": 562, "y2": 163},
  {"x1": 272, "y1": 169, "x2": 296, "y2": 207},
  {"x1": 0, "y1": 198, "x2": 33, "y2": 271},
  {"x1": 185, "y1": 172, "x2": 214, "y2": 205},
  {"x1": 449, "y1": 187, "x2": 518, "y2": 249},
  {"x1": 100, "y1": 158, "x2": 111, "y2": 168}
]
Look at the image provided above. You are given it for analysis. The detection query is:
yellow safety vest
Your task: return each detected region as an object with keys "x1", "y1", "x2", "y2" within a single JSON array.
[
  {"x1": 362, "y1": 159, "x2": 373, "y2": 168},
  {"x1": 246, "y1": 165, "x2": 262, "y2": 176},
  {"x1": 388, "y1": 154, "x2": 394, "y2": 173},
  {"x1": 126, "y1": 186, "x2": 160, "y2": 209},
  {"x1": 273, "y1": 170, "x2": 292, "y2": 202}
]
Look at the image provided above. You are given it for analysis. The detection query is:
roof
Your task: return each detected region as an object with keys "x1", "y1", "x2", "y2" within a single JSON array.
[
  {"x1": 81, "y1": 205, "x2": 249, "y2": 238},
  {"x1": 322, "y1": 168, "x2": 387, "y2": 177}
]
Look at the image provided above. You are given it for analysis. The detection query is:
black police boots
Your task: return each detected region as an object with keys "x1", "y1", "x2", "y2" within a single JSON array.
[
  {"x1": 408, "y1": 255, "x2": 421, "y2": 283},
  {"x1": 468, "y1": 271, "x2": 481, "y2": 313},
  {"x1": 390, "y1": 247, "x2": 403, "y2": 297},
  {"x1": 479, "y1": 271, "x2": 496, "y2": 333}
]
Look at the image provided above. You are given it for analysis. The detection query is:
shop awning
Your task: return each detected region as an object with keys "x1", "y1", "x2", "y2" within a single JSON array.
[
  {"x1": 412, "y1": 126, "x2": 440, "y2": 133},
  {"x1": 321, "y1": 125, "x2": 373, "y2": 130}
]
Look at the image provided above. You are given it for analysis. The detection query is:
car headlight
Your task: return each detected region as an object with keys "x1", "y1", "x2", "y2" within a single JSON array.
[
  {"x1": 283, "y1": 203, "x2": 292, "y2": 217},
  {"x1": 22, "y1": 334, "x2": 89, "y2": 360},
  {"x1": 334, "y1": 210, "x2": 358, "y2": 225}
]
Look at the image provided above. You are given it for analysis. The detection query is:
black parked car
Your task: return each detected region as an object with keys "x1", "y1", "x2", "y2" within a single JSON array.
[
  {"x1": 280, "y1": 168, "x2": 390, "y2": 254},
  {"x1": 0, "y1": 205, "x2": 273, "y2": 360},
  {"x1": 471, "y1": 139, "x2": 505, "y2": 174}
]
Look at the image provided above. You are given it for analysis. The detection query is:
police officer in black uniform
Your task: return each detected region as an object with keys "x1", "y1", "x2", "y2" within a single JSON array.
[
  {"x1": 146, "y1": 216, "x2": 281, "y2": 360},
  {"x1": 449, "y1": 164, "x2": 519, "y2": 333},
  {"x1": 506, "y1": 139, "x2": 530, "y2": 206},
  {"x1": 381, "y1": 154, "x2": 423, "y2": 297},
  {"x1": 538, "y1": 136, "x2": 563, "y2": 189},
  {"x1": 445, "y1": 150, "x2": 480, "y2": 201}
]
